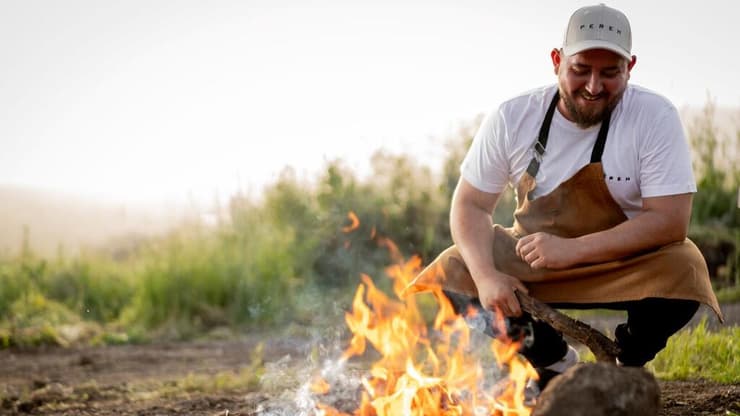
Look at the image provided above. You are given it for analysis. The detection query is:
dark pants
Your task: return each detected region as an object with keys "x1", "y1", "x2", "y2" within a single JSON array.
[{"x1": 443, "y1": 291, "x2": 699, "y2": 368}]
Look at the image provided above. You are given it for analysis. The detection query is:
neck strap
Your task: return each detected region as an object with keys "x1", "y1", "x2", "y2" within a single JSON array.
[{"x1": 526, "y1": 90, "x2": 612, "y2": 178}]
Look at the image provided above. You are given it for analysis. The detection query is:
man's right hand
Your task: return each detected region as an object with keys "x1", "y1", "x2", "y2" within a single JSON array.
[{"x1": 475, "y1": 271, "x2": 529, "y2": 317}]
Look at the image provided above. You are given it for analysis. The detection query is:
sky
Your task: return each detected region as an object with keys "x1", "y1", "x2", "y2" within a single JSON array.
[{"x1": 1, "y1": 0, "x2": 738, "y2": 208}]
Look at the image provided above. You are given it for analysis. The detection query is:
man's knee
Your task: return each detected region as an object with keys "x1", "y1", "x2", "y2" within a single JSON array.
[{"x1": 617, "y1": 298, "x2": 699, "y2": 366}]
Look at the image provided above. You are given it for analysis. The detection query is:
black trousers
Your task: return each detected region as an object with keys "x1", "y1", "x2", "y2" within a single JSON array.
[{"x1": 443, "y1": 291, "x2": 699, "y2": 368}]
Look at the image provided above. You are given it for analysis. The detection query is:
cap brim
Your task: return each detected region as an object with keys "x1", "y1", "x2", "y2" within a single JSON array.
[{"x1": 563, "y1": 40, "x2": 632, "y2": 60}]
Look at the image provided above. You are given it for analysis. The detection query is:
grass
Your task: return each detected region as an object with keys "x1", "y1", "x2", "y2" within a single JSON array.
[
  {"x1": 0, "y1": 212, "x2": 308, "y2": 345},
  {"x1": 649, "y1": 318, "x2": 740, "y2": 383},
  {"x1": 716, "y1": 285, "x2": 740, "y2": 303},
  {"x1": 572, "y1": 314, "x2": 738, "y2": 384},
  {"x1": 151, "y1": 344, "x2": 265, "y2": 398}
]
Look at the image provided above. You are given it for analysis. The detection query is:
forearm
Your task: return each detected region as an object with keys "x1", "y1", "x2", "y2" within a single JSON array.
[{"x1": 573, "y1": 194, "x2": 692, "y2": 264}]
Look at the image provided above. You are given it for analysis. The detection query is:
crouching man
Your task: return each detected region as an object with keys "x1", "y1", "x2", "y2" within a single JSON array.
[{"x1": 411, "y1": 3, "x2": 722, "y2": 387}]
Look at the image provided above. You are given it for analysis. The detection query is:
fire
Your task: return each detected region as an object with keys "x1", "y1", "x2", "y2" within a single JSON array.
[
  {"x1": 317, "y1": 213, "x2": 538, "y2": 415},
  {"x1": 342, "y1": 211, "x2": 361, "y2": 233},
  {"x1": 311, "y1": 376, "x2": 332, "y2": 395}
]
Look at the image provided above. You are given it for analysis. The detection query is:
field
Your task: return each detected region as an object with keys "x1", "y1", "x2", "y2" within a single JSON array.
[
  {"x1": 1, "y1": 340, "x2": 738, "y2": 415},
  {"x1": 2, "y1": 305, "x2": 739, "y2": 416}
]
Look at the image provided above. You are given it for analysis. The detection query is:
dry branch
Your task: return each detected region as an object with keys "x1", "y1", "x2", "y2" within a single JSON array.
[{"x1": 515, "y1": 291, "x2": 621, "y2": 363}]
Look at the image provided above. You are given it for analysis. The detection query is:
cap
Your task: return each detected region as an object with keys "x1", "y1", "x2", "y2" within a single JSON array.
[{"x1": 562, "y1": 3, "x2": 632, "y2": 60}]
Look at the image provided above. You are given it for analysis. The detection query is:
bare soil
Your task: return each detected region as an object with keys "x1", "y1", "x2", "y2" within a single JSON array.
[{"x1": 2, "y1": 304, "x2": 738, "y2": 416}]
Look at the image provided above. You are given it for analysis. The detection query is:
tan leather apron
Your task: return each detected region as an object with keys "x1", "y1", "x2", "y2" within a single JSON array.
[{"x1": 409, "y1": 91, "x2": 723, "y2": 321}]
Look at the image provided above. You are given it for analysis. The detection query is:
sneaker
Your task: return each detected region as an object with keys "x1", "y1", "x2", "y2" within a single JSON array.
[
  {"x1": 544, "y1": 345, "x2": 579, "y2": 373},
  {"x1": 528, "y1": 345, "x2": 580, "y2": 394}
]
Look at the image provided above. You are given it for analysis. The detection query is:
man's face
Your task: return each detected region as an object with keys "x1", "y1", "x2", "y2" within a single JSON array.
[{"x1": 552, "y1": 48, "x2": 635, "y2": 128}]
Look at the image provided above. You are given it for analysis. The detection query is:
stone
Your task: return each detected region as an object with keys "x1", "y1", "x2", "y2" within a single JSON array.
[{"x1": 532, "y1": 362, "x2": 660, "y2": 416}]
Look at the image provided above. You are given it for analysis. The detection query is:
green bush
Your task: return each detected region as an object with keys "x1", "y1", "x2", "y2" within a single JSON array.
[
  {"x1": 40, "y1": 257, "x2": 134, "y2": 323},
  {"x1": 0, "y1": 260, "x2": 34, "y2": 317}
]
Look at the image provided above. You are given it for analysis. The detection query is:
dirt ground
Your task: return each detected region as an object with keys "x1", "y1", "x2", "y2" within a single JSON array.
[{"x1": 1, "y1": 305, "x2": 738, "y2": 416}]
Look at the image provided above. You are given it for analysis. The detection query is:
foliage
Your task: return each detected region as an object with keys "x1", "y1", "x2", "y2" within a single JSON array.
[
  {"x1": 689, "y1": 98, "x2": 740, "y2": 227},
  {"x1": 156, "y1": 343, "x2": 264, "y2": 397},
  {"x1": 688, "y1": 96, "x2": 740, "y2": 284},
  {"x1": 690, "y1": 224, "x2": 739, "y2": 287},
  {"x1": 715, "y1": 285, "x2": 740, "y2": 304},
  {"x1": 649, "y1": 318, "x2": 740, "y2": 383},
  {"x1": 119, "y1": 211, "x2": 300, "y2": 338}
]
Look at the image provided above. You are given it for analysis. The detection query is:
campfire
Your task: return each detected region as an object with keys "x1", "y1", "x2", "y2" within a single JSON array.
[{"x1": 311, "y1": 213, "x2": 539, "y2": 415}]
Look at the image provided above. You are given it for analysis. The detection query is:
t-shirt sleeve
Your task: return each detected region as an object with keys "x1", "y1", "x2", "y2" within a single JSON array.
[
  {"x1": 639, "y1": 104, "x2": 697, "y2": 197},
  {"x1": 460, "y1": 107, "x2": 510, "y2": 194}
]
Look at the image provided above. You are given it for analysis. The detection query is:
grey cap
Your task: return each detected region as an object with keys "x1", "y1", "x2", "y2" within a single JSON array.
[{"x1": 562, "y1": 3, "x2": 632, "y2": 60}]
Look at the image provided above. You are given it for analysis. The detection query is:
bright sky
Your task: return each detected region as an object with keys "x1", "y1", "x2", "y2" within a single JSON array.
[{"x1": 2, "y1": 0, "x2": 738, "y2": 207}]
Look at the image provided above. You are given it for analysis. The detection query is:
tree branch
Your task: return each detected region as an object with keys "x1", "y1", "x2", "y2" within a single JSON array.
[{"x1": 515, "y1": 291, "x2": 620, "y2": 363}]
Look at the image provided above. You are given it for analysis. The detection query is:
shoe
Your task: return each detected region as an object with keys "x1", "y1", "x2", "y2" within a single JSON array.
[
  {"x1": 529, "y1": 345, "x2": 580, "y2": 393},
  {"x1": 614, "y1": 323, "x2": 644, "y2": 367},
  {"x1": 544, "y1": 344, "x2": 579, "y2": 373}
]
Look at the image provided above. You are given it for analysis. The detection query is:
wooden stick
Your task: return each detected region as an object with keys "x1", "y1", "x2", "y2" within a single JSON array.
[{"x1": 515, "y1": 290, "x2": 621, "y2": 363}]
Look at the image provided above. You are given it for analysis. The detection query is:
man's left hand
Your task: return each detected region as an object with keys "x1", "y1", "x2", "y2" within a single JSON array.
[{"x1": 515, "y1": 232, "x2": 582, "y2": 270}]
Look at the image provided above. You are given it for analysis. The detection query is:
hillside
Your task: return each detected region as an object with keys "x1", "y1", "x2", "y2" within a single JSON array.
[{"x1": 0, "y1": 186, "x2": 185, "y2": 257}]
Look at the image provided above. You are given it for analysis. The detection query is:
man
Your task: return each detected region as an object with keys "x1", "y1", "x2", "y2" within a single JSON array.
[{"x1": 410, "y1": 3, "x2": 722, "y2": 387}]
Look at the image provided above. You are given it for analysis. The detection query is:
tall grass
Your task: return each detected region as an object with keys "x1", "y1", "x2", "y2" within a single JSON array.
[
  {"x1": 122, "y1": 216, "x2": 299, "y2": 335},
  {"x1": 649, "y1": 318, "x2": 740, "y2": 383},
  {"x1": 0, "y1": 206, "x2": 310, "y2": 344}
]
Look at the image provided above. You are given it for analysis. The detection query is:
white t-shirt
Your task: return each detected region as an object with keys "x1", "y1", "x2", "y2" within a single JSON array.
[{"x1": 461, "y1": 84, "x2": 696, "y2": 219}]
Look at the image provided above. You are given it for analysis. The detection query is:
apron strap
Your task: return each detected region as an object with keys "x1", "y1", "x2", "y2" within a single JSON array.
[
  {"x1": 590, "y1": 107, "x2": 612, "y2": 163},
  {"x1": 526, "y1": 90, "x2": 613, "y2": 178},
  {"x1": 526, "y1": 90, "x2": 560, "y2": 178}
]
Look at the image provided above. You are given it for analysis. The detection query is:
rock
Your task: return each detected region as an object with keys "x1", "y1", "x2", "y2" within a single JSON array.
[{"x1": 532, "y1": 362, "x2": 660, "y2": 416}]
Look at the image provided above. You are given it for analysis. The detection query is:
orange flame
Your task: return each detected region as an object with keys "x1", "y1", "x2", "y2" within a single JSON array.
[
  {"x1": 311, "y1": 376, "x2": 332, "y2": 395},
  {"x1": 318, "y1": 229, "x2": 538, "y2": 415},
  {"x1": 489, "y1": 307, "x2": 540, "y2": 415},
  {"x1": 342, "y1": 211, "x2": 361, "y2": 233}
]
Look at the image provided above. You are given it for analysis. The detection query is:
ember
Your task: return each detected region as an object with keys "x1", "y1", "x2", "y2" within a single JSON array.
[{"x1": 314, "y1": 214, "x2": 538, "y2": 415}]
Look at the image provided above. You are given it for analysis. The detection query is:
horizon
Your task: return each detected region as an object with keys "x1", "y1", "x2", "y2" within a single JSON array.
[{"x1": 2, "y1": 0, "x2": 739, "y2": 208}]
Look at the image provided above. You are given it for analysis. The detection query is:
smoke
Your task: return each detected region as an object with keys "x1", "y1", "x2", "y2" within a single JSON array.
[{"x1": 253, "y1": 323, "x2": 364, "y2": 415}]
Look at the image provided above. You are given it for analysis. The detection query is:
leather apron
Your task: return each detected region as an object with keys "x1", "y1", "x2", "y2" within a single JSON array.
[{"x1": 409, "y1": 91, "x2": 723, "y2": 321}]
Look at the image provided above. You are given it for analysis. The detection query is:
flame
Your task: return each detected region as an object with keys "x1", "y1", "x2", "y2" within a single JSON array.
[
  {"x1": 342, "y1": 211, "x2": 361, "y2": 233},
  {"x1": 318, "y1": 225, "x2": 538, "y2": 415},
  {"x1": 316, "y1": 403, "x2": 352, "y2": 416},
  {"x1": 489, "y1": 308, "x2": 540, "y2": 415},
  {"x1": 311, "y1": 376, "x2": 332, "y2": 395}
]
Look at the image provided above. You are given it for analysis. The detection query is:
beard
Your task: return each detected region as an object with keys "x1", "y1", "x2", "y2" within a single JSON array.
[{"x1": 559, "y1": 86, "x2": 624, "y2": 128}]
